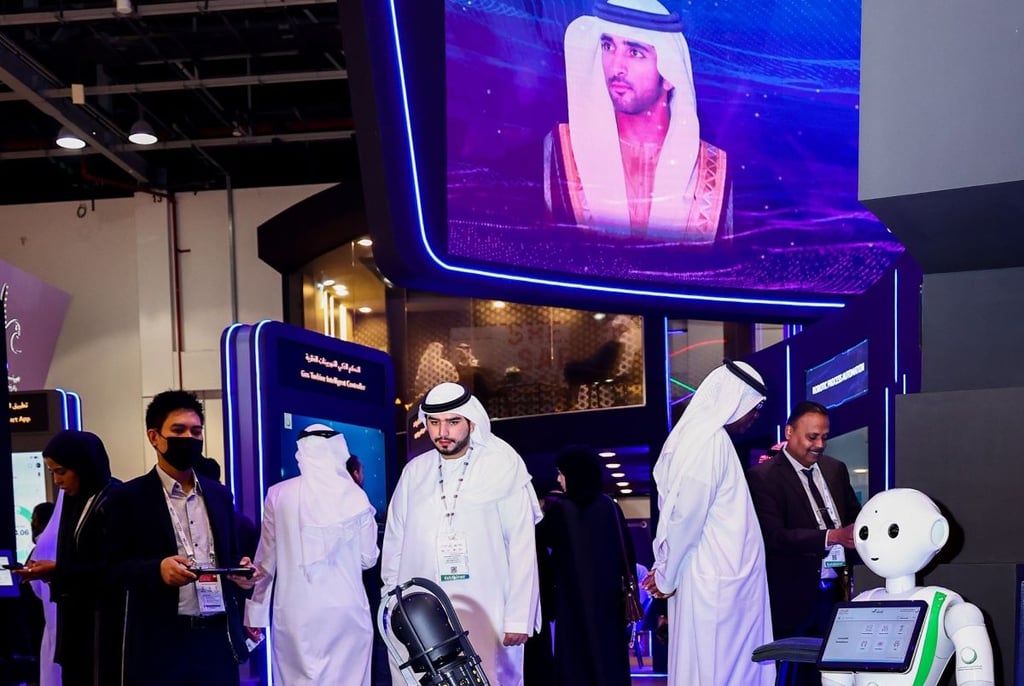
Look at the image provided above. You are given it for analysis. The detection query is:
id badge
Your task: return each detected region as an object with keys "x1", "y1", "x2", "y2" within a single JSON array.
[
  {"x1": 824, "y1": 544, "x2": 847, "y2": 568},
  {"x1": 436, "y1": 532, "x2": 470, "y2": 581},
  {"x1": 196, "y1": 574, "x2": 227, "y2": 614}
]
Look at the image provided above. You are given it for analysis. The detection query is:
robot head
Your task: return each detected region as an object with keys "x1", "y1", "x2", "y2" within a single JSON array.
[{"x1": 854, "y1": 488, "x2": 949, "y2": 579}]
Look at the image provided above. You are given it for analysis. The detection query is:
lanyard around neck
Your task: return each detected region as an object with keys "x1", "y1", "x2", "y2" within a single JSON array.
[{"x1": 438, "y1": 448, "x2": 472, "y2": 530}]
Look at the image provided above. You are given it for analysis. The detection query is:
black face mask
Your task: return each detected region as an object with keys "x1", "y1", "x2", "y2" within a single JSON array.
[{"x1": 160, "y1": 436, "x2": 204, "y2": 471}]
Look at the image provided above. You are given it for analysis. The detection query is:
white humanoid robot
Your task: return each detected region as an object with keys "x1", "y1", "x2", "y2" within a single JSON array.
[{"x1": 821, "y1": 488, "x2": 994, "y2": 686}]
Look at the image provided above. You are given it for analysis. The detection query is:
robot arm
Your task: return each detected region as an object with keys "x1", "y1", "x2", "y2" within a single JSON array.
[{"x1": 945, "y1": 602, "x2": 994, "y2": 686}]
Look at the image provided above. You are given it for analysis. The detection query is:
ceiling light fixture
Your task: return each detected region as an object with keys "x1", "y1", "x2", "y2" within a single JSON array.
[
  {"x1": 115, "y1": 0, "x2": 133, "y2": 15},
  {"x1": 128, "y1": 118, "x2": 158, "y2": 145},
  {"x1": 598, "y1": 451, "x2": 616, "y2": 458},
  {"x1": 615, "y1": 481, "x2": 630, "y2": 487},
  {"x1": 593, "y1": 312, "x2": 607, "y2": 320},
  {"x1": 55, "y1": 127, "x2": 86, "y2": 150},
  {"x1": 491, "y1": 300, "x2": 506, "y2": 309},
  {"x1": 357, "y1": 306, "x2": 373, "y2": 314},
  {"x1": 356, "y1": 237, "x2": 373, "y2": 247},
  {"x1": 610, "y1": 472, "x2": 625, "y2": 478},
  {"x1": 604, "y1": 462, "x2": 621, "y2": 470},
  {"x1": 321, "y1": 279, "x2": 336, "y2": 287},
  {"x1": 619, "y1": 488, "x2": 633, "y2": 495}
]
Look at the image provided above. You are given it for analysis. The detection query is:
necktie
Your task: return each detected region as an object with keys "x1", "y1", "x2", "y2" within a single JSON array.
[{"x1": 801, "y1": 468, "x2": 836, "y2": 529}]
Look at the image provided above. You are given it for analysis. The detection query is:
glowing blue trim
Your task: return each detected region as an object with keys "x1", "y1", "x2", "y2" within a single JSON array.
[
  {"x1": 785, "y1": 344, "x2": 792, "y2": 418},
  {"x1": 663, "y1": 317, "x2": 673, "y2": 430},
  {"x1": 884, "y1": 387, "x2": 891, "y2": 488},
  {"x1": 902, "y1": 373, "x2": 907, "y2": 395},
  {"x1": 385, "y1": 0, "x2": 846, "y2": 312},
  {"x1": 251, "y1": 319, "x2": 274, "y2": 686},
  {"x1": 55, "y1": 388, "x2": 70, "y2": 429},
  {"x1": 776, "y1": 424, "x2": 782, "y2": 444},
  {"x1": 222, "y1": 323, "x2": 245, "y2": 500},
  {"x1": 893, "y1": 269, "x2": 899, "y2": 383},
  {"x1": 68, "y1": 391, "x2": 82, "y2": 430}
]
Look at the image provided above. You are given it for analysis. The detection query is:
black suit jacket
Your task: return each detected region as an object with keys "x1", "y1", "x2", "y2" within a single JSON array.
[
  {"x1": 746, "y1": 452, "x2": 862, "y2": 638},
  {"x1": 106, "y1": 468, "x2": 248, "y2": 681}
]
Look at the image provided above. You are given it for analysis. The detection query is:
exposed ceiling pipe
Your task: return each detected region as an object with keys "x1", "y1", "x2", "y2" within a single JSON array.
[
  {"x1": 0, "y1": 129, "x2": 355, "y2": 160},
  {"x1": 0, "y1": 0, "x2": 335, "y2": 26},
  {"x1": 0, "y1": 69, "x2": 349, "y2": 102}
]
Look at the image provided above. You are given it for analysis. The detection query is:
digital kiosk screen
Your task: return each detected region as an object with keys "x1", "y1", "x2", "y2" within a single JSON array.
[
  {"x1": 11, "y1": 451, "x2": 48, "y2": 563},
  {"x1": 280, "y1": 413, "x2": 388, "y2": 518}
]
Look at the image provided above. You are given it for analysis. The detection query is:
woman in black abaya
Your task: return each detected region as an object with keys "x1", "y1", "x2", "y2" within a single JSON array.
[
  {"x1": 16, "y1": 430, "x2": 121, "y2": 686},
  {"x1": 537, "y1": 445, "x2": 635, "y2": 686}
]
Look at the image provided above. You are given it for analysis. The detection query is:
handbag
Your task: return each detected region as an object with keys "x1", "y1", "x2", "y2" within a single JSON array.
[{"x1": 613, "y1": 502, "x2": 645, "y2": 624}]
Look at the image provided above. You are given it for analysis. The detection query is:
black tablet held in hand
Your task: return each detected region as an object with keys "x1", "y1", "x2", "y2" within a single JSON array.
[{"x1": 189, "y1": 567, "x2": 255, "y2": 579}]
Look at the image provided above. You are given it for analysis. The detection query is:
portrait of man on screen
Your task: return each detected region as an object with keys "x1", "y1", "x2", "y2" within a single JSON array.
[{"x1": 544, "y1": 0, "x2": 732, "y2": 244}]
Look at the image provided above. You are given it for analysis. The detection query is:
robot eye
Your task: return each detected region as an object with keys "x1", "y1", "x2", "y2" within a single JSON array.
[
  {"x1": 888, "y1": 523, "x2": 900, "y2": 538},
  {"x1": 858, "y1": 526, "x2": 869, "y2": 540}
]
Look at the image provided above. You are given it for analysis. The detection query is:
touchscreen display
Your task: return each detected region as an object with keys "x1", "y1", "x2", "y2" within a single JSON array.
[
  {"x1": 818, "y1": 600, "x2": 928, "y2": 672},
  {"x1": 0, "y1": 552, "x2": 19, "y2": 597}
]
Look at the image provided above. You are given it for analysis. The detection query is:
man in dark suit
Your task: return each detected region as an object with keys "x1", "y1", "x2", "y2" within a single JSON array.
[
  {"x1": 747, "y1": 401, "x2": 861, "y2": 686},
  {"x1": 106, "y1": 390, "x2": 256, "y2": 686}
]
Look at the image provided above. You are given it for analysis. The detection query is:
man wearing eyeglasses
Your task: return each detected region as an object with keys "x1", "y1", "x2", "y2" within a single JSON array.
[{"x1": 747, "y1": 401, "x2": 862, "y2": 686}]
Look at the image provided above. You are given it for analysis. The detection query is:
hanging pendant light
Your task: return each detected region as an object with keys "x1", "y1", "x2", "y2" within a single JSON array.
[{"x1": 55, "y1": 126, "x2": 86, "y2": 150}]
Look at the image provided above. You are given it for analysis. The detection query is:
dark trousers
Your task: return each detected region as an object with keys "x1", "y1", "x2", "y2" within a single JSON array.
[
  {"x1": 777, "y1": 577, "x2": 844, "y2": 686},
  {"x1": 124, "y1": 615, "x2": 240, "y2": 686}
]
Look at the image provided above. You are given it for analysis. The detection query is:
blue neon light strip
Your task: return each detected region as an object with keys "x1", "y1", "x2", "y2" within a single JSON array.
[
  {"x1": 785, "y1": 344, "x2": 792, "y2": 418},
  {"x1": 251, "y1": 319, "x2": 274, "y2": 686},
  {"x1": 222, "y1": 323, "x2": 245, "y2": 500},
  {"x1": 68, "y1": 391, "x2": 82, "y2": 430},
  {"x1": 385, "y1": 0, "x2": 846, "y2": 312},
  {"x1": 55, "y1": 388, "x2": 70, "y2": 429},
  {"x1": 884, "y1": 387, "x2": 890, "y2": 489},
  {"x1": 663, "y1": 317, "x2": 674, "y2": 428},
  {"x1": 893, "y1": 269, "x2": 899, "y2": 384}
]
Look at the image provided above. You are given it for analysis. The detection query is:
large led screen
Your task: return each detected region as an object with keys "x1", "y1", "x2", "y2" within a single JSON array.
[{"x1": 444, "y1": 0, "x2": 902, "y2": 299}]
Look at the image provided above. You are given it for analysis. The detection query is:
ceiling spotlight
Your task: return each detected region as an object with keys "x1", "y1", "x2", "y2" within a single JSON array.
[
  {"x1": 321, "y1": 279, "x2": 336, "y2": 287},
  {"x1": 619, "y1": 488, "x2": 633, "y2": 495},
  {"x1": 593, "y1": 312, "x2": 607, "y2": 320},
  {"x1": 332, "y1": 284, "x2": 349, "y2": 295},
  {"x1": 356, "y1": 237, "x2": 373, "y2": 247},
  {"x1": 128, "y1": 118, "x2": 158, "y2": 145},
  {"x1": 598, "y1": 451, "x2": 616, "y2": 458},
  {"x1": 55, "y1": 127, "x2": 86, "y2": 150},
  {"x1": 491, "y1": 300, "x2": 506, "y2": 309},
  {"x1": 610, "y1": 472, "x2": 625, "y2": 478},
  {"x1": 115, "y1": 0, "x2": 133, "y2": 15},
  {"x1": 604, "y1": 463, "x2": 621, "y2": 470},
  {"x1": 615, "y1": 481, "x2": 630, "y2": 487},
  {"x1": 357, "y1": 306, "x2": 373, "y2": 314}
]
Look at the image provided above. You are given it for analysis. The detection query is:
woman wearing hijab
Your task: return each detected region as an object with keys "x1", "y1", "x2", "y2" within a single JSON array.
[
  {"x1": 537, "y1": 445, "x2": 634, "y2": 686},
  {"x1": 244, "y1": 424, "x2": 378, "y2": 685},
  {"x1": 15, "y1": 430, "x2": 121, "y2": 686}
]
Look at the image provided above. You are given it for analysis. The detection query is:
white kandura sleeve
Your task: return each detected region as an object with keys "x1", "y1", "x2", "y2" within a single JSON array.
[
  {"x1": 380, "y1": 475, "x2": 407, "y2": 594},
  {"x1": 244, "y1": 488, "x2": 277, "y2": 628},
  {"x1": 498, "y1": 485, "x2": 541, "y2": 635}
]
